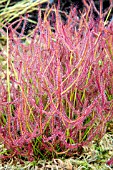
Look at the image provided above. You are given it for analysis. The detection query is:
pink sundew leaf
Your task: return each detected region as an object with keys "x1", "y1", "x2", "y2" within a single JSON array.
[
  {"x1": 57, "y1": 98, "x2": 98, "y2": 130},
  {"x1": 100, "y1": 84, "x2": 107, "y2": 105},
  {"x1": 64, "y1": 95, "x2": 81, "y2": 117},
  {"x1": 107, "y1": 158, "x2": 113, "y2": 166},
  {"x1": 76, "y1": 93, "x2": 83, "y2": 107},
  {"x1": 43, "y1": 78, "x2": 59, "y2": 114},
  {"x1": 20, "y1": 14, "x2": 28, "y2": 36}
]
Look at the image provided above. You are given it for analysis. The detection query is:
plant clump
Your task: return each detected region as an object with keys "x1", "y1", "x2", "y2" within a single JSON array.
[{"x1": 0, "y1": 0, "x2": 113, "y2": 161}]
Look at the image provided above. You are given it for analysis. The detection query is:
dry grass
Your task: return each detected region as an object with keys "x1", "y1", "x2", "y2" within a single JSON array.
[{"x1": 0, "y1": 0, "x2": 49, "y2": 26}]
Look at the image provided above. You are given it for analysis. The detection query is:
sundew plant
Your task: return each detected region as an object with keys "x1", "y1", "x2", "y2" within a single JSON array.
[{"x1": 0, "y1": 0, "x2": 113, "y2": 161}]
